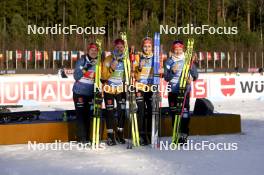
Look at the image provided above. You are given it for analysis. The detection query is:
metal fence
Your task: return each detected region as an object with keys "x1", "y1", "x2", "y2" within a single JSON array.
[{"x1": 0, "y1": 51, "x2": 263, "y2": 72}]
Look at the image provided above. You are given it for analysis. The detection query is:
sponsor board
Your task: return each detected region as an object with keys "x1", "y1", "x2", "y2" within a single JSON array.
[{"x1": 0, "y1": 74, "x2": 263, "y2": 106}]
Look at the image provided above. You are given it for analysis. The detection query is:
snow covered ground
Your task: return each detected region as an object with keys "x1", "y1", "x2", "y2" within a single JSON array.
[{"x1": 1, "y1": 99, "x2": 264, "y2": 175}]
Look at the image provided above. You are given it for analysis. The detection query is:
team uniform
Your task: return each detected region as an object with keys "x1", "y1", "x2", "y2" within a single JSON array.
[
  {"x1": 101, "y1": 39, "x2": 127, "y2": 146},
  {"x1": 132, "y1": 38, "x2": 155, "y2": 145},
  {"x1": 73, "y1": 53, "x2": 97, "y2": 143},
  {"x1": 164, "y1": 41, "x2": 198, "y2": 143}
]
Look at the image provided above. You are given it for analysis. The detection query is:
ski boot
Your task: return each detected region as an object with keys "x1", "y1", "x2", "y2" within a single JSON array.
[
  {"x1": 178, "y1": 133, "x2": 188, "y2": 145},
  {"x1": 139, "y1": 135, "x2": 148, "y2": 146},
  {"x1": 106, "y1": 133, "x2": 117, "y2": 146},
  {"x1": 116, "y1": 129, "x2": 126, "y2": 144}
]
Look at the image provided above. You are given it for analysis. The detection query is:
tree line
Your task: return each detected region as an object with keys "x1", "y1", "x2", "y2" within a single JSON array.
[{"x1": 0, "y1": 0, "x2": 264, "y2": 69}]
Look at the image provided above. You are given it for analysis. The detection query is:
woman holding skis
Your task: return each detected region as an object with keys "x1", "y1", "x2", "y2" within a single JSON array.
[
  {"x1": 72, "y1": 43, "x2": 99, "y2": 144},
  {"x1": 101, "y1": 38, "x2": 127, "y2": 146},
  {"x1": 164, "y1": 40, "x2": 198, "y2": 144},
  {"x1": 133, "y1": 37, "x2": 155, "y2": 146}
]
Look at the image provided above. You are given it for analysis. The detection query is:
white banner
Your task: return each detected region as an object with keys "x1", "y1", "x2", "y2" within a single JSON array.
[{"x1": 0, "y1": 74, "x2": 263, "y2": 106}]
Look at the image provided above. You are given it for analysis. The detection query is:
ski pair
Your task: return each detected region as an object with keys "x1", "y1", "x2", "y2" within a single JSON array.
[
  {"x1": 171, "y1": 38, "x2": 195, "y2": 144},
  {"x1": 129, "y1": 88, "x2": 140, "y2": 148},
  {"x1": 151, "y1": 32, "x2": 161, "y2": 149},
  {"x1": 124, "y1": 32, "x2": 161, "y2": 149},
  {"x1": 121, "y1": 32, "x2": 140, "y2": 148},
  {"x1": 92, "y1": 39, "x2": 103, "y2": 149},
  {"x1": 129, "y1": 51, "x2": 140, "y2": 148}
]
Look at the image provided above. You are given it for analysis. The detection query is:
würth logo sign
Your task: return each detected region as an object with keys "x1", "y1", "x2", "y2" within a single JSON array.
[
  {"x1": 240, "y1": 81, "x2": 264, "y2": 93},
  {"x1": 220, "y1": 78, "x2": 236, "y2": 96}
]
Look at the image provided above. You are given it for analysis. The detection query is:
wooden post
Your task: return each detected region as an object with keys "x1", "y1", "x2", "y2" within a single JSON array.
[
  {"x1": 15, "y1": 50, "x2": 17, "y2": 69},
  {"x1": 213, "y1": 53, "x2": 216, "y2": 69},
  {"x1": 248, "y1": 52, "x2": 250, "y2": 68},
  {"x1": 70, "y1": 51, "x2": 73, "y2": 69},
  {"x1": 52, "y1": 51, "x2": 55, "y2": 70},
  {"x1": 261, "y1": 52, "x2": 263, "y2": 68},
  {"x1": 234, "y1": 52, "x2": 237, "y2": 68},
  {"x1": 241, "y1": 52, "x2": 244, "y2": 69},
  {"x1": 34, "y1": 50, "x2": 37, "y2": 70},
  {"x1": 227, "y1": 52, "x2": 230, "y2": 69},
  {"x1": 61, "y1": 51, "x2": 64, "y2": 68},
  {"x1": 221, "y1": 53, "x2": 223, "y2": 69},
  {"x1": 206, "y1": 52, "x2": 209, "y2": 69},
  {"x1": 44, "y1": 52, "x2": 46, "y2": 70},
  {"x1": 6, "y1": 50, "x2": 8, "y2": 70},
  {"x1": 25, "y1": 50, "x2": 27, "y2": 70}
]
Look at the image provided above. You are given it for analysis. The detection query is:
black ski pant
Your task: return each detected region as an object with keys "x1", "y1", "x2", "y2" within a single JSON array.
[
  {"x1": 104, "y1": 92, "x2": 126, "y2": 132},
  {"x1": 135, "y1": 90, "x2": 153, "y2": 137},
  {"x1": 168, "y1": 91, "x2": 191, "y2": 136},
  {"x1": 73, "y1": 93, "x2": 93, "y2": 142}
]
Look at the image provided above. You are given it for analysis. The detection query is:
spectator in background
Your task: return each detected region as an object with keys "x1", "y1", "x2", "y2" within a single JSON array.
[
  {"x1": 259, "y1": 67, "x2": 263, "y2": 75},
  {"x1": 58, "y1": 66, "x2": 68, "y2": 78}
]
